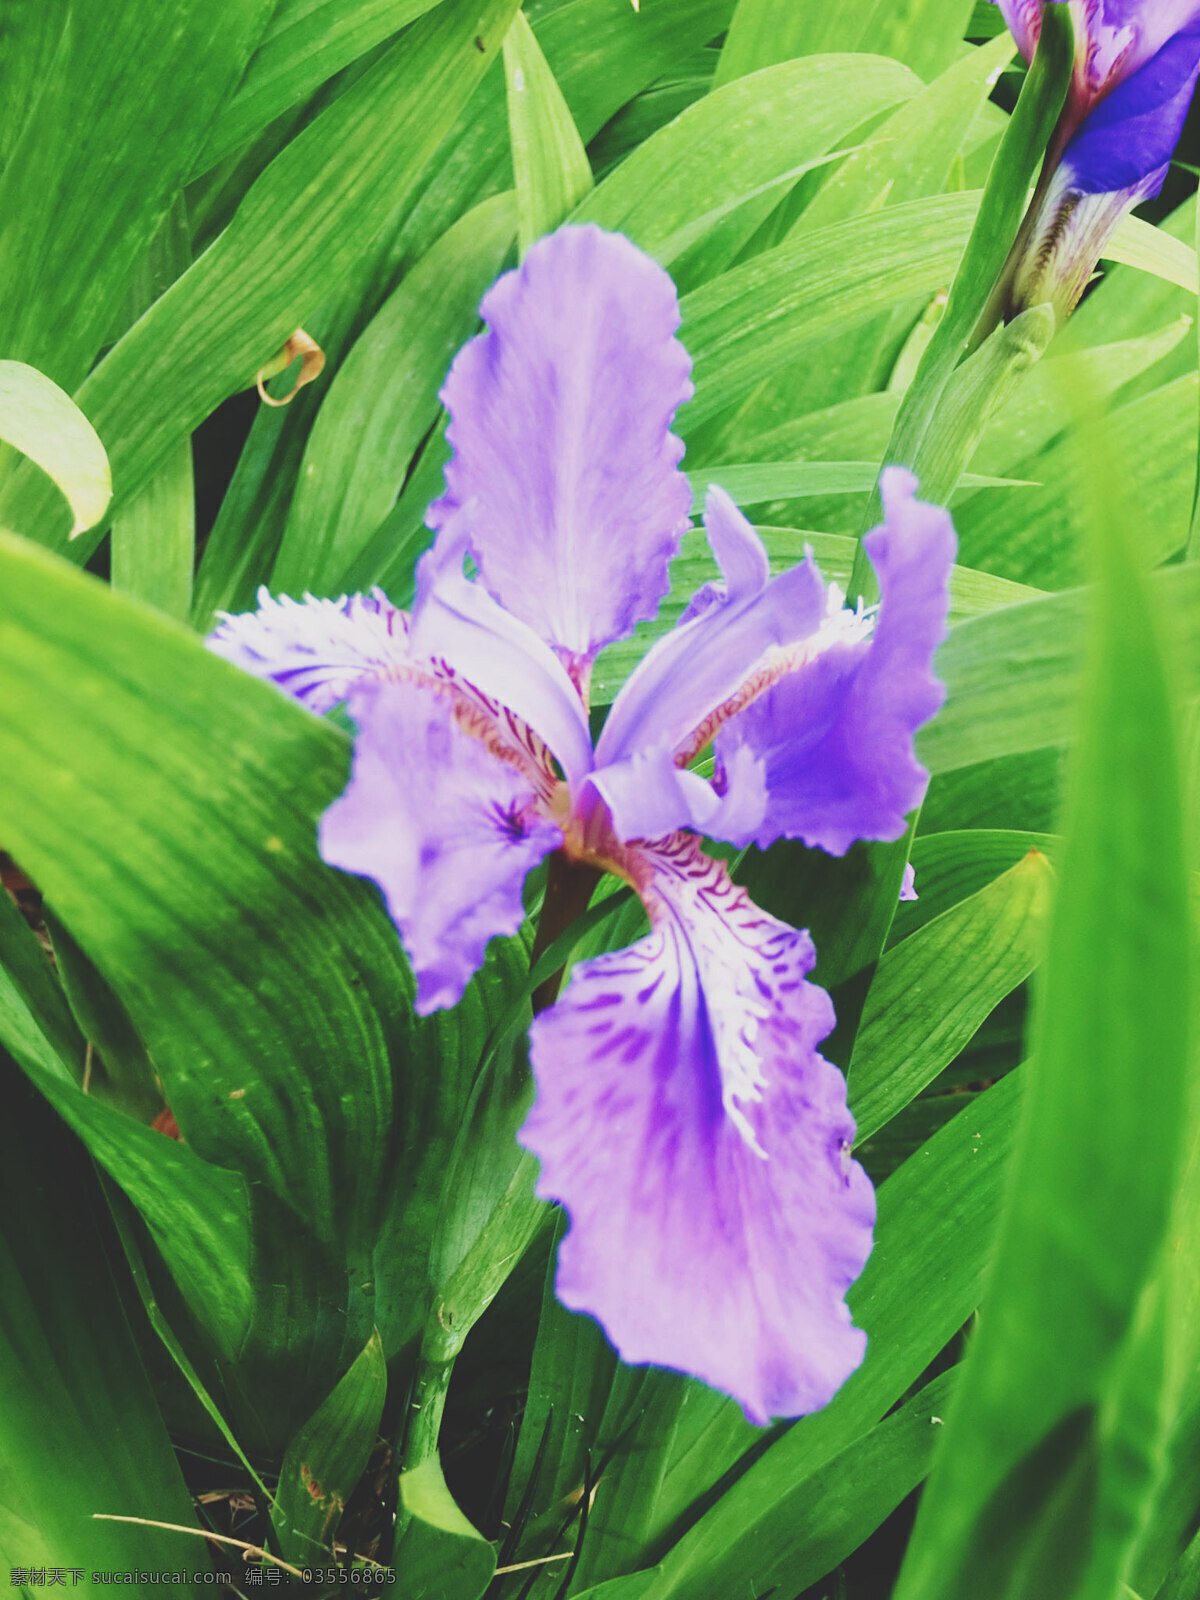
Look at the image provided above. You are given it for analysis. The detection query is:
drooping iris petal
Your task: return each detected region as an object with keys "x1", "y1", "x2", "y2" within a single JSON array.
[
  {"x1": 207, "y1": 588, "x2": 408, "y2": 713},
  {"x1": 319, "y1": 679, "x2": 561, "y2": 1014},
  {"x1": 521, "y1": 833, "x2": 874, "y2": 1424},
  {"x1": 413, "y1": 532, "x2": 594, "y2": 785},
  {"x1": 715, "y1": 468, "x2": 955, "y2": 856},
  {"x1": 597, "y1": 490, "x2": 826, "y2": 770},
  {"x1": 428, "y1": 225, "x2": 694, "y2": 666}
]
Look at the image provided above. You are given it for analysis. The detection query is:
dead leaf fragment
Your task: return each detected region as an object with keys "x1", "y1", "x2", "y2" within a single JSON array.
[{"x1": 256, "y1": 329, "x2": 325, "y2": 407}]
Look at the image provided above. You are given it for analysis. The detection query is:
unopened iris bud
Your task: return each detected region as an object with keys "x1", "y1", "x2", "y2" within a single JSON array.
[{"x1": 997, "y1": 0, "x2": 1200, "y2": 322}]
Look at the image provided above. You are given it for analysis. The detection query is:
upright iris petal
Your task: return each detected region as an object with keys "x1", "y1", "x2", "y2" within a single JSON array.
[
  {"x1": 429, "y1": 225, "x2": 694, "y2": 670},
  {"x1": 208, "y1": 226, "x2": 957, "y2": 1422},
  {"x1": 996, "y1": 0, "x2": 1200, "y2": 321}
]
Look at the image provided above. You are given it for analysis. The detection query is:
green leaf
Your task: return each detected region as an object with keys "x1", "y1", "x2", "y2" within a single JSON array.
[
  {"x1": 425, "y1": 1049, "x2": 545, "y2": 1365},
  {"x1": 0, "y1": 361, "x2": 110, "y2": 538},
  {"x1": 272, "y1": 1330, "x2": 388, "y2": 1564},
  {"x1": 0, "y1": 0, "x2": 66, "y2": 174},
  {"x1": 920, "y1": 559, "x2": 1200, "y2": 776},
  {"x1": 396, "y1": 1019, "x2": 546, "y2": 1496},
  {"x1": 715, "y1": 0, "x2": 976, "y2": 84},
  {"x1": 719, "y1": 317, "x2": 1187, "y2": 523},
  {"x1": 504, "y1": 8, "x2": 592, "y2": 256},
  {"x1": 104, "y1": 1196, "x2": 273, "y2": 1507},
  {"x1": 500, "y1": 1210, "x2": 622, "y2": 1556},
  {"x1": 0, "y1": 950, "x2": 255, "y2": 1361},
  {"x1": 793, "y1": 35, "x2": 1015, "y2": 239},
  {"x1": 573, "y1": 54, "x2": 920, "y2": 286},
  {"x1": 391, "y1": 0, "x2": 736, "y2": 281},
  {"x1": 890, "y1": 828, "x2": 1058, "y2": 944},
  {"x1": 577, "y1": 1369, "x2": 960, "y2": 1600},
  {"x1": 195, "y1": 0, "x2": 447, "y2": 177},
  {"x1": 0, "y1": 0, "x2": 273, "y2": 393},
  {"x1": 0, "y1": 530, "x2": 408, "y2": 1261},
  {"x1": 849, "y1": 850, "x2": 1054, "y2": 1145},
  {"x1": 1154, "y1": 1524, "x2": 1200, "y2": 1600},
  {"x1": 44, "y1": 911, "x2": 161, "y2": 1120},
  {"x1": 394, "y1": 1457, "x2": 497, "y2": 1600},
  {"x1": 1063, "y1": 194, "x2": 1197, "y2": 372},
  {"x1": 1107, "y1": 214, "x2": 1199, "y2": 295},
  {"x1": 0, "y1": 0, "x2": 522, "y2": 556},
  {"x1": 921, "y1": 747, "x2": 1065, "y2": 836},
  {"x1": 955, "y1": 373, "x2": 1197, "y2": 587},
  {"x1": 688, "y1": 460, "x2": 1027, "y2": 513},
  {"x1": 965, "y1": 317, "x2": 1192, "y2": 489},
  {"x1": 272, "y1": 193, "x2": 515, "y2": 595},
  {"x1": 110, "y1": 201, "x2": 194, "y2": 620},
  {"x1": 678, "y1": 191, "x2": 979, "y2": 436},
  {"x1": 893, "y1": 425, "x2": 1191, "y2": 1599},
  {"x1": 0, "y1": 531, "x2": 506, "y2": 1446},
  {"x1": 0, "y1": 1065, "x2": 208, "y2": 1593},
  {"x1": 716, "y1": 34, "x2": 1014, "y2": 437},
  {"x1": 110, "y1": 439, "x2": 194, "y2": 621}
]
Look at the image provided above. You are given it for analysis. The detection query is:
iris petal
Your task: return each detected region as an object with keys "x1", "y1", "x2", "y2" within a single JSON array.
[
  {"x1": 413, "y1": 532, "x2": 594, "y2": 785},
  {"x1": 428, "y1": 226, "x2": 694, "y2": 667},
  {"x1": 588, "y1": 741, "x2": 768, "y2": 847},
  {"x1": 521, "y1": 833, "x2": 874, "y2": 1424},
  {"x1": 598, "y1": 489, "x2": 825, "y2": 767},
  {"x1": 715, "y1": 468, "x2": 955, "y2": 856},
  {"x1": 995, "y1": 0, "x2": 1043, "y2": 61},
  {"x1": 207, "y1": 588, "x2": 408, "y2": 713},
  {"x1": 997, "y1": 1, "x2": 1200, "y2": 91},
  {"x1": 1062, "y1": 22, "x2": 1200, "y2": 193},
  {"x1": 1081, "y1": 1, "x2": 1200, "y2": 91},
  {"x1": 319, "y1": 679, "x2": 561, "y2": 1014}
]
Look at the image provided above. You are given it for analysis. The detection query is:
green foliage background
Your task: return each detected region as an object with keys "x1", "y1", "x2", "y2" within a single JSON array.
[{"x1": 0, "y1": 1, "x2": 1197, "y2": 1596}]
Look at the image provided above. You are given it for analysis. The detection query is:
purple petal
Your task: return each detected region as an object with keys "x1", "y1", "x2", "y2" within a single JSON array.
[
  {"x1": 1062, "y1": 23, "x2": 1200, "y2": 193},
  {"x1": 900, "y1": 862, "x2": 918, "y2": 902},
  {"x1": 595, "y1": 489, "x2": 826, "y2": 773},
  {"x1": 428, "y1": 226, "x2": 694, "y2": 666},
  {"x1": 994, "y1": 0, "x2": 1042, "y2": 61},
  {"x1": 521, "y1": 834, "x2": 874, "y2": 1423},
  {"x1": 207, "y1": 588, "x2": 408, "y2": 713},
  {"x1": 1011, "y1": 163, "x2": 1162, "y2": 318},
  {"x1": 996, "y1": 2, "x2": 1200, "y2": 93},
  {"x1": 412, "y1": 530, "x2": 595, "y2": 785},
  {"x1": 1081, "y1": 1, "x2": 1200, "y2": 93},
  {"x1": 715, "y1": 468, "x2": 955, "y2": 856},
  {"x1": 319, "y1": 679, "x2": 561, "y2": 1014},
  {"x1": 588, "y1": 741, "x2": 768, "y2": 846}
]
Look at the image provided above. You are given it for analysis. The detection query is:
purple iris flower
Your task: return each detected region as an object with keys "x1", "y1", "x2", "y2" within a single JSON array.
[
  {"x1": 997, "y1": 1, "x2": 1200, "y2": 318},
  {"x1": 209, "y1": 227, "x2": 956, "y2": 1423}
]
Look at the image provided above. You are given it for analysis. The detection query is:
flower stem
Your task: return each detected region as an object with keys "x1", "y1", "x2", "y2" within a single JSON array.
[
  {"x1": 529, "y1": 851, "x2": 602, "y2": 1012},
  {"x1": 399, "y1": 1341, "x2": 456, "y2": 1477}
]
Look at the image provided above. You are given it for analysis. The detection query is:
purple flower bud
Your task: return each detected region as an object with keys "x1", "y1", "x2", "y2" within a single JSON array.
[{"x1": 996, "y1": 1, "x2": 1200, "y2": 320}]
